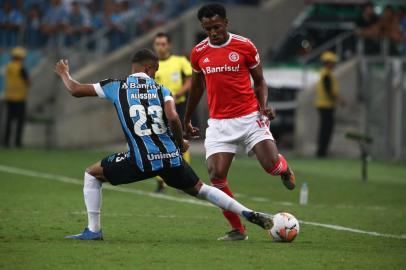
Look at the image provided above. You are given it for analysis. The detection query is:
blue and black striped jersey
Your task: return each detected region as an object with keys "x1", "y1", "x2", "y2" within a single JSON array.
[{"x1": 93, "y1": 72, "x2": 182, "y2": 172}]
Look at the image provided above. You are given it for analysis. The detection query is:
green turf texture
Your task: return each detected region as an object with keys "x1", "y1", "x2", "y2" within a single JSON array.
[{"x1": 0, "y1": 149, "x2": 405, "y2": 270}]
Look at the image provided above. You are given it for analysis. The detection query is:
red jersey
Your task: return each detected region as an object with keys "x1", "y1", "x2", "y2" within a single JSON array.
[{"x1": 190, "y1": 33, "x2": 260, "y2": 119}]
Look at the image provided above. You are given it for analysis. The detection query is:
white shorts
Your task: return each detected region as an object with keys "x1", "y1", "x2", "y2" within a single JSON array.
[{"x1": 204, "y1": 111, "x2": 274, "y2": 159}]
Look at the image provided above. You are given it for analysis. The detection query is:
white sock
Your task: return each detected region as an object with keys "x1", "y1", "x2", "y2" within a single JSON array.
[
  {"x1": 83, "y1": 172, "x2": 102, "y2": 232},
  {"x1": 197, "y1": 184, "x2": 252, "y2": 216}
]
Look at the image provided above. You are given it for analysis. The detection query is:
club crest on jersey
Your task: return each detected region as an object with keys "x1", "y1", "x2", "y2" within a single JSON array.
[{"x1": 229, "y1": 52, "x2": 239, "y2": 62}]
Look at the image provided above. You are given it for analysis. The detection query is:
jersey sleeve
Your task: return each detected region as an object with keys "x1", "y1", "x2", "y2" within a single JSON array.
[
  {"x1": 190, "y1": 48, "x2": 201, "y2": 73},
  {"x1": 180, "y1": 56, "x2": 193, "y2": 77},
  {"x1": 246, "y1": 40, "x2": 261, "y2": 69},
  {"x1": 161, "y1": 86, "x2": 174, "y2": 102},
  {"x1": 93, "y1": 79, "x2": 121, "y2": 101}
]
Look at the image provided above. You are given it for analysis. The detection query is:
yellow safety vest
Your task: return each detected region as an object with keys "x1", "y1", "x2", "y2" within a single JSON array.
[
  {"x1": 315, "y1": 67, "x2": 338, "y2": 109},
  {"x1": 155, "y1": 55, "x2": 192, "y2": 104},
  {"x1": 4, "y1": 60, "x2": 29, "y2": 102}
]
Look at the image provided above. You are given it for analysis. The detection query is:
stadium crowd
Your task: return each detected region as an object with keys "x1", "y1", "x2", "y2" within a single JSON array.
[
  {"x1": 356, "y1": 3, "x2": 406, "y2": 54},
  {"x1": 0, "y1": 0, "x2": 262, "y2": 50}
]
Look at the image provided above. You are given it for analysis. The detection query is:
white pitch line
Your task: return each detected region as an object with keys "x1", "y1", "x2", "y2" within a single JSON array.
[{"x1": 0, "y1": 164, "x2": 405, "y2": 240}]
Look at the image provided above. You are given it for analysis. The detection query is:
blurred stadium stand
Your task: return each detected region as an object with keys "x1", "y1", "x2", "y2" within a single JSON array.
[{"x1": 1, "y1": 0, "x2": 405, "y2": 160}]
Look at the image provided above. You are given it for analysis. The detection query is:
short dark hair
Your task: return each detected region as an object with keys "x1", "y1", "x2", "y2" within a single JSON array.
[
  {"x1": 155, "y1": 32, "x2": 171, "y2": 43},
  {"x1": 197, "y1": 3, "x2": 226, "y2": 21},
  {"x1": 131, "y1": 48, "x2": 158, "y2": 64}
]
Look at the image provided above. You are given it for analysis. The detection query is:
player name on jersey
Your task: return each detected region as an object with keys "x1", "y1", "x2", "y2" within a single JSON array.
[
  {"x1": 203, "y1": 64, "x2": 240, "y2": 75},
  {"x1": 130, "y1": 93, "x2": 158, "y2": 99},
  {"x1": 147, "y1": 150, "x2": 180, "y2": 161}
]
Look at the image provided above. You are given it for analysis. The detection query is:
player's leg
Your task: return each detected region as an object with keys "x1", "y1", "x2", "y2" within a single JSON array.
[
  {"x1": 160, "y1": 162, "x2": 272, "y2": 231},
  {"x1": 192, "y1": 182, "x2": 272, "y2": 230},
  {"x1": 252, "y1": 139, "x2": 295, "y2": 190},
  {"x1": 204, "y1": 116, "x2": 247, "y2": 240},
  {"x1": 65, "y1": 160, "x2": 105, "y2": 240},
  {"x1": 244, "y1": 114, "x2": 295, "y2": 190},
  {"x1": 66, "y1": 152, "x2": 153, "y2": 240},
  {"x1": 207, "y1": 152, "x2": 248, "y2": 240}
]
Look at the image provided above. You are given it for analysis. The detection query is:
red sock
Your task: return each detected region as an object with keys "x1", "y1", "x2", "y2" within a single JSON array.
[
  {"x1": 211, "y1": 178, "x2": 245, "y2": 233},
  {"x1": 266, "y1": 154, "x2": 288, "y2": 175}
]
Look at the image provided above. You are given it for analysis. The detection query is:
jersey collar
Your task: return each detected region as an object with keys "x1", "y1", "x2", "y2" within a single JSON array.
[
  {"x1": 208, "y1": 33, "x2": 232, "y2": 48},
  {"x1": 130, "y1": 72, "x2": 150, "y2": 79}
]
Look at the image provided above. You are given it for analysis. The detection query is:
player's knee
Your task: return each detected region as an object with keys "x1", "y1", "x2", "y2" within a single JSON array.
[
  {"x1": 85, "y1": 163, "x2": 105, "y2": 181},
  {"x1": 208, "y1": 166, "x2": 227, "y2": 180},
  {"x1": 182, "y1": 181, "x2": 202, "y2": 197}
]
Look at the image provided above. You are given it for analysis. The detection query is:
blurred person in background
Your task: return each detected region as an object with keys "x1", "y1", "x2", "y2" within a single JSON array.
[
  {"x1": 358, "y1": 5, "x2": 403, "y2": 54},
  {"x1": 103, "y1": 1, "x2": 126, "y2": 51},
  {"x1": 377, "y1": 5, "x2": 403, "y2": 44},
  {"x1": 137, "y1": 1, "x2": 167, "y2": 34},
  {"x1": 0, "y1": 0, "x2": 24, "y2": 48},
  {"x1": 85, "y1": 0, "x2": 104, "y2": 49},
  {"x1": 64, "y1": 1, "x2": 92, "y2": 46},
  {"x1": 2, "y1": 47, "x2": 30, "y2": 148},
  {"x1": 153, "y1": 32, "x2": 193, "y2": 193},
  {"x1": 24, "y1": 4, "x2": 45, "y2": 48},
  {"x1": 41, "y1": 0, "x2": 68, "y2": 48},
  {"x1": 356, "y1": 2, "x2": 378, "y2": 29},
  {"x1": 396, "y1": 6, "x2": 406, "y2": 55},
  {"x1": 314, "y1": 51, "x2": 344, "y2": 158}
]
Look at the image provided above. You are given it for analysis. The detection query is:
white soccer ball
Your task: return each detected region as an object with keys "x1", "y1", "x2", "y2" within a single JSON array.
[{"x1": 269, "y1": 212, "x2": 300, "y2": 242}]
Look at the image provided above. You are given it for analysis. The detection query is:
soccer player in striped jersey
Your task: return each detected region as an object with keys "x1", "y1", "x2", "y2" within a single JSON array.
[
  {"x1": 54, "y1": 48, "x2": 273, "y2": 240},
  {"x1": 184, "y1": 4, "x2": 296, "y2": 241}
]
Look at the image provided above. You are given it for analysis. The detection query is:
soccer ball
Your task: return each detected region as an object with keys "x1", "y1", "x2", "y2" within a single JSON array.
[{"x1": 269, "y1": 212, "x2": 300, "y2": 242}]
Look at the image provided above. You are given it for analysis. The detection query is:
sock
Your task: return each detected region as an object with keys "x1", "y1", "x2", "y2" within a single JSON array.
[
  {"x1": 266, "y1": 154, "x2": 288, "y2": 175},
  {"x1": 210, "y1": 179, "x2": 247, "y2": 233},
  {"x1": 83, "y1": 172, "x2": 102, "y2": 232},
  {"x1": 198, "y1": 183, "x2": 252, "y2": 216}
]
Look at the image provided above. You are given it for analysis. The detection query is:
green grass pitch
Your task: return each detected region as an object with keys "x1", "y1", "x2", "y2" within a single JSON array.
[{"x1": 0, "y1": 148, "x2": 405, "y2": 270}]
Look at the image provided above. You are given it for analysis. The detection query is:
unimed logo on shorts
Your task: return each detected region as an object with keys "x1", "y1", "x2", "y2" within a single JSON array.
[{"x1": 147, "y1": 150, "x2": 180, "y2": 161}]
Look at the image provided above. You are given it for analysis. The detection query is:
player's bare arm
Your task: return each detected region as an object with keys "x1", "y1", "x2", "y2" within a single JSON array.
[
  {"x1": 164, "y1": 99, "x2": 189, "y2": 153},
  {"x1": 54, "y1": 59, "x2": 97, "y2": 97},
  {"x1": 250, "y1": 64, "x2": 276, "y2": 120},
  {"x1": 184, "y1": 71, "x2": 204, "y2": 137}
]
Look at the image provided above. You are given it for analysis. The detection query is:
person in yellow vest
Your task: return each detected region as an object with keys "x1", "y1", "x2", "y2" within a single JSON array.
[
  {"x1": 2, "y1": 47, "x2": 30, "y2": 148},
  {"x1": 315, "y1": 51, "x2": 344, "y2": 157},
  {"x1": 153, "y1": 32, "x2": 193, "y2": 192}
]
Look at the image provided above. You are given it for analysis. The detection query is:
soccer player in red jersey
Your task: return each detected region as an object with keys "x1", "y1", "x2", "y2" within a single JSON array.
[{"x1": 184, "y1": 4, "x2": 296, "y2": 241}]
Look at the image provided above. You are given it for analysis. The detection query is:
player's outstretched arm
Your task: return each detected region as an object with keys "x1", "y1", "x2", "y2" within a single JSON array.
[
  {"x1": 164, "y1": 99, "x2": 188, "y2": 152},
  {"x1": 183, "y1": 71, "x2": 204, "y2": 137},
  {"x1": 54, "y1": 59, "x2": 97, "y2": 98},
  {"x1": 250, "y1": 64, "x2": 276, "y2": 120}
]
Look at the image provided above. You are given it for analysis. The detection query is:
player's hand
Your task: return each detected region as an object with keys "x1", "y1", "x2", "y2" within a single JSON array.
[
  {"x1": 184, "y1": 120, "x2": 199, "y2": 139},
  {"x1": 261, "y1": 107, "x2": 276, "y2": 121},
  {"x1": 180, "y1": 139, "x2": 190, "y2": 153},
  {"x1": 54, "y1": 59, "x2": 69, "y2": 76}
]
